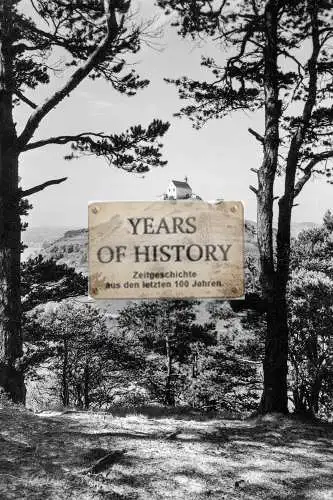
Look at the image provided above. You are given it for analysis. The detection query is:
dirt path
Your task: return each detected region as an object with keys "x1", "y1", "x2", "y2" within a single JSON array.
[{"x1": 0, "y1": 405, "x2": 332, "y2": 499}]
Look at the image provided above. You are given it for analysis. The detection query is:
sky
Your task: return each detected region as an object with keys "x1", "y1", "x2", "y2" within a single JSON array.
[{"x1": 17, "y1": 0, "x2": 333, "y2": 229}]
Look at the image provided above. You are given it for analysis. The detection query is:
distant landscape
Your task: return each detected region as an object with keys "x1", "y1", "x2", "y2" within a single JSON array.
[{"x1": 21, "y1": 220, "x2": 318, "y2": 274}]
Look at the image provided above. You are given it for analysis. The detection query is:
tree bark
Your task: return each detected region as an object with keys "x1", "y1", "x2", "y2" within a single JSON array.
[
  {"x1": 309, "y1": 375, "x2": 322, "y2": 415},
  {"x1": 62, "y1": 338, "x2": 69, "y2": 407},
  {"x1": 0, "y1": 1, "x2": 25, "y2": 402},
  {"x1": 84, "y1": 363, "x2": 90, "y2": 410},
  {"x1": 164, "y1": 334, "x2": 175, "y2": 406},
  {"x1": 256, "y1": 1, "x2": 288, "y2": 414},
  {"x1": 76, "y1": 382, "x2": 83, "y2": 409},
  {"x1": 260, "y1": 287, "x2": 289, "y2": 413}
]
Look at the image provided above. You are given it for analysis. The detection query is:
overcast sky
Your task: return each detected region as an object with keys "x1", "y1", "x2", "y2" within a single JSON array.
[{"x1": 17, "y1": 0, "x2": 332, "y2": 229}]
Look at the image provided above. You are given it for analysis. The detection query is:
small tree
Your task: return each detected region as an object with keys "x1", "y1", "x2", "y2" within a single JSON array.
[
  {"x1": 193, "y1": 301, "x2": 262, "y2": 414},
  {"x1": 157, "y1": 0, "x2": 333, "y2": 413},
  {"x1": 117, "y1": 300, "x2": 216, "y2": 406},
  {"x1": 0, "y1": 0, "x2": 169, "y2": 401},
  {"x1": 288, "y1": 269, "x2": 333, "y2": 416},
  {"x1": 21, "y1": 255, "x2": 87, "y2": 311},
  {"x1": 25, "y1": 300, "x2": 109, "y2": 409},
  {"x1": 288, "y1": 217, "x2": 333, "y2": 416}
]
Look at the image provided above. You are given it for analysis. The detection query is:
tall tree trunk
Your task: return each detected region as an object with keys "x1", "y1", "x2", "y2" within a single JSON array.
[
  {"x1": 0, "y1": 1, "x2": 25, "y2": 402},
  {"x1": 260, "y1": 287, "x2": 289, "y2": 413},
  {"x1": 293, "y1": 387, "x2": 307, "y2": 414},
  {"x1": 257, "y1": 0, "x2": 288, "y2": 414},
  {"x1": 309, "y1": 376, "x2": 322, "y2": 415},
  {"x1": 76, "y1": 382, "x2": 83, "y2": 409}
]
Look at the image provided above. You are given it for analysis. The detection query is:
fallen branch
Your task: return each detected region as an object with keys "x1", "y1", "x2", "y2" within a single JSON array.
[
  {"x1": 83, "y1": 449, "x2": 127, "y2": 474},
  {"x1": 154, "y1": 429, "x2": 182, "y2": 440}
]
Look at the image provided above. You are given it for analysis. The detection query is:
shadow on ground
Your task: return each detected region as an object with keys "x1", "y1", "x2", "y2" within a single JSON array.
[{"x1": 0, "y1": 404, "x2": 332, "y2": 499}]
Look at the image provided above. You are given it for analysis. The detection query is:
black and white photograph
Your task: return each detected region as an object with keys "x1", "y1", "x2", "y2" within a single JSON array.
[{"x1": 0, "y1": 0, "x2": 332, "y2": 498}]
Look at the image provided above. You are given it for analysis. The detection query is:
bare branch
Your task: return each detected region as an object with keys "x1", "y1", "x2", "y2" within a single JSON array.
[
  {"x1": 17, "y1": 1, "x2": 124, "y2": 150},
  {"x1": 249, "y1": 184, "x2": 258, "y2": 195},
  {"x1": 23, "y1": 132, "x2": 108, "y2": 152},
  {"x1": 286, "y1": 2, "x2": 320, "y2": 162},
  {"x1": 248, "y1": 128, "x2": 264, "y2": 143},
  {"x1": 294, "y1": 150, "x2": 333, "y2": 198},
  {"x1": 278, "y1": 2, "x2": 321, "y2": 254},
  {"x1": 20, "y1": 177, "x2": 68, "y2": 197},
  {"x1": 14, "y1": 89, "x2": 37, "y2": 109}
]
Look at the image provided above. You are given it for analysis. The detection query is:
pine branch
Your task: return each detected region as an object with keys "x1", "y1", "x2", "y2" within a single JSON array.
[
  {"x1": 23, "y1": 133, "x2": 109, "y2": 151},
  {"x1": 284, "y1": 2, "x2": 320, "y2": 171},
  {"x1": 17, "y1": 0, "x2": 124, "y2": 150},
  {"x1": 20, "y1": 177, "x2": 68, "y2": 197},
  {"x1": 22, "y1": 120, "x2": 170, "y2": 173},
  {"x1": 294, "y1": 151, "x2": 333, "y2": 198},
  {"x1": 278, "y1": 3, "x2": 321, "y2": 241}
]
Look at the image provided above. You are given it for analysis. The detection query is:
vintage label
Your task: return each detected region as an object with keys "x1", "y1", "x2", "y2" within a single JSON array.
[{"x1": 88, "y1": 201, "x2": 244, "y2": 299}]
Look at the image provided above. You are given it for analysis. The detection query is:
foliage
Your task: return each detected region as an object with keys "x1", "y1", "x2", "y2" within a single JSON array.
[
  {"x1": 117, "y1": 300, "x2": 217, "y2": 406},
  {"x1": 288, "y1": 218, "x2": 333, "y2": 417},
  {"x1": 12, "y1": 0, "x2": 170, "y2": 172},
  {"x1": 24, "y1": 300, "x2": 109, "y2": 409},
  {"x1": 184, "y1": 337, "x2": 260, "y2": 413},
  {"x1": 157, "y1": 0, "x2": 333, "y2": 413},
  {"x1": 116, "y1": 299, "x2": 261, "y2": 413},
  {"x1": 288, "y1": 269, "x2": 333, "y2": 417},
  {"x1": 0, "y1": 0, "x2": 170, "y2": 402},
  {"x1": 19, "y1": 198, "x2": 33, "y2": 252},
  {"x1": 323, "y1": 209, "x2": 333, "y2": 232},
  {"x1": 290, "y1": 223, "x2": 333, "y2": 279},
  {"x1": 158, "y1": 0, "x2": 333, "y2": 177},
  {"x1": 21, "y1": 255, "x2": 87, "y2": 311}
]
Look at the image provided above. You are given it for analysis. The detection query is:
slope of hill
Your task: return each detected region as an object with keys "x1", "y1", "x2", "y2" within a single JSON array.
[
  {"x1": 26, "y1": 220, "x2": 318, "y2": 276},
  {"x1": 39, "y1": 228, "x2": 88, "y2": 274},
  {"x1": 21, "y1": 226, "x2": 76, "y2": 262},
  {"x1": 37, "y1": 221, "x2": 262, "y2": 275}
]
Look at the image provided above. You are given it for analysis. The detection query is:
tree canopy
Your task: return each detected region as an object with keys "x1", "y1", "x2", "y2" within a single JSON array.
[
  {"x1": 10, "y1": 0, "x2": 169, "y2": 177},
  {"x1": 0, "y1": 0, "x2": 170, "y2": 402},
  {"x1": 158, "y1": 0, "x2": 333, "y2": 180},
  {"x1": 156, "y1": 0, "x2": 333, "y2": 414}
]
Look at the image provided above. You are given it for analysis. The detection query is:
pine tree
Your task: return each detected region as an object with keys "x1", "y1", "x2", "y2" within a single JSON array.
[
  {"x1": 117, "y1": 300, "x2": 216, "y2": 406},
  {"x1": 157, "y1": 0, "x2": 333, "y2": 413},
  {"x1": 0, "y1": 0, "x2": 169, "y2": 401}
]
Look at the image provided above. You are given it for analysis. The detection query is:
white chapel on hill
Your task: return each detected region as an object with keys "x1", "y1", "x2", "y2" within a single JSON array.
[{"x1": 164, "y1": 178, "x2": 202, "y2": 200}]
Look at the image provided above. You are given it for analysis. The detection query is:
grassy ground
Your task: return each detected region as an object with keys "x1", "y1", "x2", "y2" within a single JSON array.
[{"x1": 0, "y1": 403, "x2": 332, "y2": 499}]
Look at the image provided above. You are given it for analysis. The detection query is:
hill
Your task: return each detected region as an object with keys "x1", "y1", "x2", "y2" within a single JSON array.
[
  {"x1": 38, "y1": 228, "x2": 88, "y2": 274},
  {"x1": 21, "y1": 226, "x2": 77, "y2": 262},
  {"x1": 0, "y1": 401, "x2": 332, "y2": 499},
  {"x1": 37, "y1": 222, "x2": 260, "y2": 275},
  {"x1": 33, "y1": 220, "x2": 317, "y2": 276}
]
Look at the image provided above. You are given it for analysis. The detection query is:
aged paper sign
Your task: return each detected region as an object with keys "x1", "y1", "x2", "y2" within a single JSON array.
[{"x1": 89, "y1": 201, "x2": 244, "y2": 299}]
